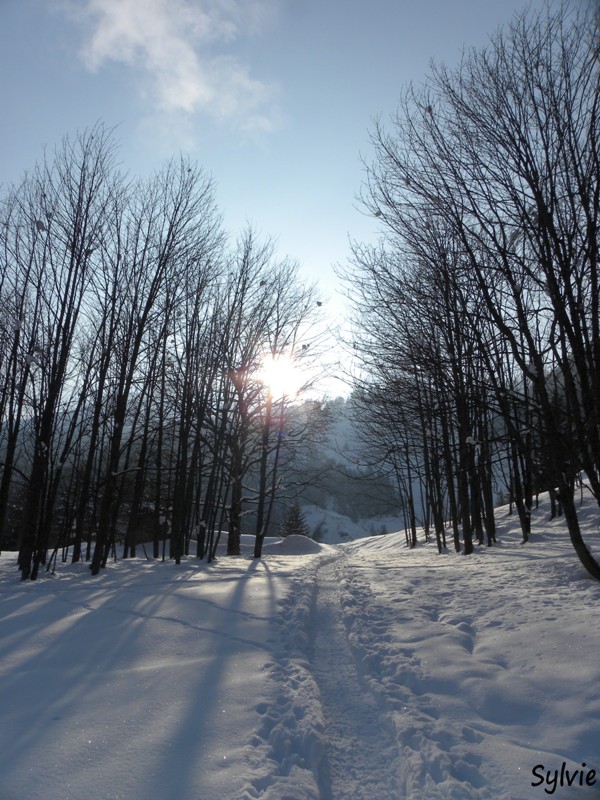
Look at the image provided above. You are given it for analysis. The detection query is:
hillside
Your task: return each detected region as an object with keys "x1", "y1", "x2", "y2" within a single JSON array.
[{"x1": 286, "y1": 396, "x2": 405, "y2": 542}]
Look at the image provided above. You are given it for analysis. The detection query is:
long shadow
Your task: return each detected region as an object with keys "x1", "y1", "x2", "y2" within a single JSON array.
[
  {"x1": 151, "y1": 556, "x2": 280, "y2": 800},
  {"x1": 0, "y1": 555, "x2": 280, "y2": 800}
]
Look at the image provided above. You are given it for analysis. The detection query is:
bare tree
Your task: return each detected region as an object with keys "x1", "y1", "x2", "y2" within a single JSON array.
[
  {"x1": 3, "y1": 125, "x2": 119, "y2": 580},
  {"x1": 89, "y1": 159, "x2": 222, "y2": 575},
  {"x1": 205, "y1": 229, "x2": 323, "y2": 558},
  {"x1": 353, "y1": 1, "x2": 600, "y2": 577}
]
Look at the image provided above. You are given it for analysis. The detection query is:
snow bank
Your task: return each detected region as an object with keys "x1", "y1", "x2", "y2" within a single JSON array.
[{"x1": 263, "y1": 534, "x2": 326, "y2": 555}]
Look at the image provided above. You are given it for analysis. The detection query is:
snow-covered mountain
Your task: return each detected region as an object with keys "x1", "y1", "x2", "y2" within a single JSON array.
[{"x1": 302, "y1": 503, "x2": 405, "y2": 544}]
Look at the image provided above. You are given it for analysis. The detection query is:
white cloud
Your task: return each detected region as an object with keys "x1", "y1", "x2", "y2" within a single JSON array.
[{"x1": 65, "y1": 0, "x2": 277, "y2": 126}]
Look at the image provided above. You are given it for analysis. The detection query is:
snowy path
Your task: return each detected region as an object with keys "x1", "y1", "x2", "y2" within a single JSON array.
[
  {"x1": 2, "y1": 501, "x2": 599, "y2": 800},
  {"x1": 310, "y1": 555, "x2": 402, "y2": 800}
]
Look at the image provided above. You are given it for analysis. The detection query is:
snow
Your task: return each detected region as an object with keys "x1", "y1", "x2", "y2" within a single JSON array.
[
  {"x1": 302, "y1": 504, "x2": 405, "y2": 544},
  {"x1": 301, "y1": 504, "x2": 371, "y2": 543},
  {"x1": 1, "y1": 495, "x2": 599, "y2": 800}
]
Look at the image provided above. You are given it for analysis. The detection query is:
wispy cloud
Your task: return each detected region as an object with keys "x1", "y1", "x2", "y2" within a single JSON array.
[{"x1": 63, "y1": 0, "x2": 277, "y2": 129}]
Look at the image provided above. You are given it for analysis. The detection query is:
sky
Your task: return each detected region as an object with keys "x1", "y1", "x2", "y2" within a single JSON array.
[{"x1": 0, "y1": 0, "x2": 555, "y2": 380}]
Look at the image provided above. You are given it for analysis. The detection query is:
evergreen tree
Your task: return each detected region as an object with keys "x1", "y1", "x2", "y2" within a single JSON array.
[{"x1": 280, "y1": 502, "x2": 310, "y2": 537}]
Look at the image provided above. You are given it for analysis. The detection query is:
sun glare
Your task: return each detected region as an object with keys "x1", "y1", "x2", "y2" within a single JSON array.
[{"x1": 257, "y1": 355, "x2": 303, "y2": 398}]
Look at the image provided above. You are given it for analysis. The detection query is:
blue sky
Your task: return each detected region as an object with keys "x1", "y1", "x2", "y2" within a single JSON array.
[{"x1": 1, "y1": 0, "x2": 550, "y2": 358}]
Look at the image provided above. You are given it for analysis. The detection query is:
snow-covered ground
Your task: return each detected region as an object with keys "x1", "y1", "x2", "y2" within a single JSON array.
[{"x1": 1, "y1": 492, "x2": 599, "y2": 800}]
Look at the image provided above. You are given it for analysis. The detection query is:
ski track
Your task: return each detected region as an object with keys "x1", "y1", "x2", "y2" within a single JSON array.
[{"x1": 309, "y1": 555, "x2": 402, "y2": 800}]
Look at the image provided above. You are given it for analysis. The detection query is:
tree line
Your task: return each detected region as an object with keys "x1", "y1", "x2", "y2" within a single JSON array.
[
  {"x1": 342, "y1": 1, "x2": 600, "y2": 579},
  {"x1": 0, "y1": 125, "x2": 327, "y2": 579}
]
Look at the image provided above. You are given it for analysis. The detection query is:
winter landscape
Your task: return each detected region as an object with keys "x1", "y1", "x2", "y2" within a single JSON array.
[
  {"x1": 1, "y1": 2, "x2": 599, "y2": 798},
  {"x1": 1, "y1": 488, "x2": 599, "y2": 800}
]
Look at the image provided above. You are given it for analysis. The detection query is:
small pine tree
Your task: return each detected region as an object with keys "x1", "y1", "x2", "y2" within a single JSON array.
[{"x1": 280, "y1": 502, "x2": 310, "y2": 537}]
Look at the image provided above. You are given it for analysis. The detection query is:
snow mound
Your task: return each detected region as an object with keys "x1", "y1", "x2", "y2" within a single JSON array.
[
  {"x1": 264, "y1": 534, "x2": 327, "y2": 555},
  {"x1": 237, "y1": 533, "x2": 280, "y2": 552}
]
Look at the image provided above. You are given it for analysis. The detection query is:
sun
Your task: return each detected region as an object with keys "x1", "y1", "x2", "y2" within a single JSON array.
[{"x1": 257, "y1": 354, "x2": 303, "y2": 398}]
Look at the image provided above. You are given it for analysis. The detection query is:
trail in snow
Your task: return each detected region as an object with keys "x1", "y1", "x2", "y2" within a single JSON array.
[
  {"x1": 1, "y1": 501, "x2": 600, "y2": 800},
  {"x1": 310, "y1": 555, "x2": 402, "y2": 800}
]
